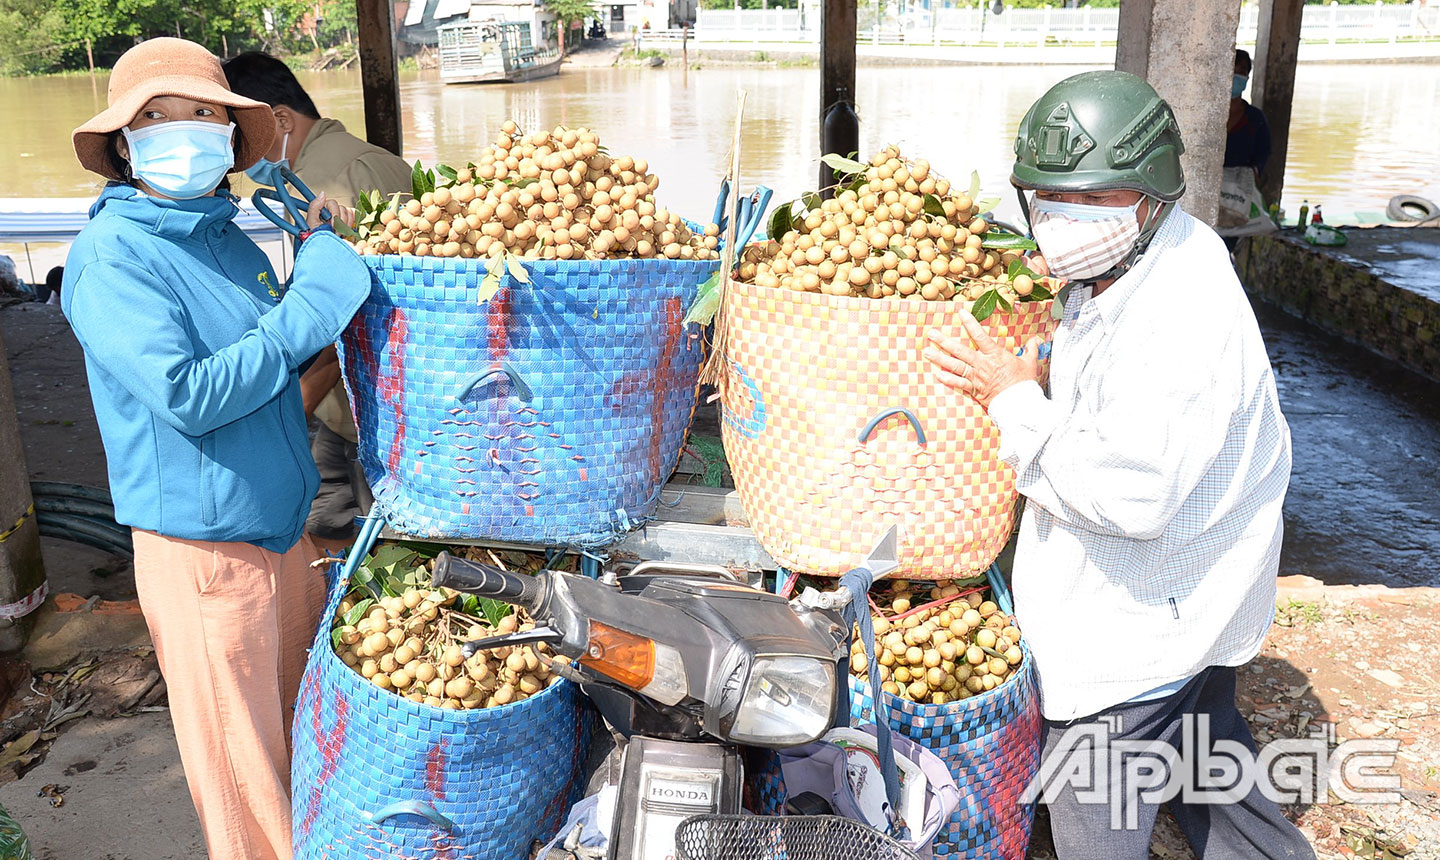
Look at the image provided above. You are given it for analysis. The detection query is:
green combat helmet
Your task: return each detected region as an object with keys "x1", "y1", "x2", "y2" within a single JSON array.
[
  {"x1": 1011, "y1": 71, "x2": 1186, "y2": 281},
  {"x1": 1011, "y1": 70, "x2": 1185, "y2": 201}
]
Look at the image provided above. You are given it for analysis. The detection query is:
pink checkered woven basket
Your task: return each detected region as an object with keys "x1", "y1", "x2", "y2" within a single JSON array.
[{"x1": 719, "y1": 283, "x2": 1055, "y2": 579}]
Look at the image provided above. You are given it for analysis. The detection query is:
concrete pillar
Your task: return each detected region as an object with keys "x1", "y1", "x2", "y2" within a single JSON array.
[
  {"x1": 1115, "y1": 0, "x2": 1242, "y2": 227},
  {"x1": 1252, "y1": 0, "x2": 1304, "y2": 206},
  {"x1": 0, "y1": 329, "x2": 46, "y2": 653}
]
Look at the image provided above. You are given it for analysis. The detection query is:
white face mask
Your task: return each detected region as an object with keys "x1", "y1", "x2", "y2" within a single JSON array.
[
  {"x1": 121, "y1": 121, "x2": 236, "y2": 200},
  {"x1": 1029, "y1": 196, "x2": 1142, "y2": 282}
]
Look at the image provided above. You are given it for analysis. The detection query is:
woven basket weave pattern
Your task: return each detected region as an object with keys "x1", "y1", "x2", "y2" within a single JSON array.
[
  {"x1": 340, "y1": 256, "x2": 717, "y2": 546},
  {"x1": 292, "y1": 574, "x2": 592, "y2": 860},
  {"x1": 849, "y1": 643, "x2": 1043, "y2": 860},
  {"x1": 720, "y1": 284, "x2": 1056, "y2": 579}
]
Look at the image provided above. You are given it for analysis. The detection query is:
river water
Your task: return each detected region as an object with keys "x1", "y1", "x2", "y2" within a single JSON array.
[
  {"x1": 3, "y1": 63, "x2": 1439, "y2": 223},
  {"x1": 2, "y1": 62, "x2": 1438, "y2": 588}
]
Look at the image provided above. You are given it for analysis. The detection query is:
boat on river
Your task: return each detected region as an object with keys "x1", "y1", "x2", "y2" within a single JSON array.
[{"x1": 437, "y1": 20, "x2": 562, "y2": 84}]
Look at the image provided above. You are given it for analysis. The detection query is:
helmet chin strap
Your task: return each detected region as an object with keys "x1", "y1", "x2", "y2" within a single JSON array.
[{"x1": 1090, "y1": 197, "x2": 1171, "y2": 284}]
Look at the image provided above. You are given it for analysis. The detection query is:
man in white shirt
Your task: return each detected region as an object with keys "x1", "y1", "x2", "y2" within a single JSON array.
[{"x1": 925, "y1": 71, "x2": 1312, "y2": 859}]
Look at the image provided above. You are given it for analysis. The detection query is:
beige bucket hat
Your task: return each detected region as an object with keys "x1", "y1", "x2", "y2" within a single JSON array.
[{"x1": 72, "y1": 38, "x2": 276, "y2": 181}]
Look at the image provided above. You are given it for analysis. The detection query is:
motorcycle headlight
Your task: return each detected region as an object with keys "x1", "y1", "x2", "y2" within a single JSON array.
[{"x1": 727, "y1": 656, "x2": 835, "y2": 747}]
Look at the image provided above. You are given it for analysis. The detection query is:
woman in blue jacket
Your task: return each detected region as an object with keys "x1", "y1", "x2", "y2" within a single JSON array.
[{"x1": 63, "y1": 38, "x2": 370, "y2": 860}]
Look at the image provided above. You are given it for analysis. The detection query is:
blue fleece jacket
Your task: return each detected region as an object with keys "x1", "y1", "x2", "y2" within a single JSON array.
[{"x1": 62, "y1": 184, "x2": 369, "y2": 553}]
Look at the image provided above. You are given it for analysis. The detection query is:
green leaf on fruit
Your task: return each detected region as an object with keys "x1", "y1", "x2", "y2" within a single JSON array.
[
  {"x1": 342, "y1": 597, "x2": 376, "y2": 628},
  {"x1": 967, "y1": 170, "x2": 982, "y2": 203},
  {"x1": 976, "y1": 197, "x2": 1001, "y2": 213},
  {"x1": 478, "y1": 255, "x2": 504, "y2": 304},
  {"x1": 981, "y1": 233, "x2": 1038, "y2": 251},
  {"x1": 922, "y1": 194, "x2": 946, "y2": 218},
  {"x1": 435, "y1": 164, "x2": 458, "y2": 182},
  {"x1": 683, "y1": 270, "x2": 723, "y2": 326},
  {"x1": 479, "y1": 597, "x2": 513, "y2": 627},
  {"x1": 1029, "y1": 283, "x2": 1054, "y2": 301},
  {"x1": 1006, "y1": 259, "x2": 1038, "y2": 282},
  {"x1": 971, "y1": 289, "x2": 1000, "y2": 321},
  {"x1": 768, "y1": 203, "x2": 793, "y2": 245},
  {"x1": 505, "y1": 254, "x2": 530, "y2": 284},
  {"x1": 410, "y1": 160, "x2": 435, "y2": 198},
  {"x1": 800, "y1": 191, "x2": 822, "y2": 214},
  {"x1": 820, "y1": 152, "x2": 868, "y2": 177}
]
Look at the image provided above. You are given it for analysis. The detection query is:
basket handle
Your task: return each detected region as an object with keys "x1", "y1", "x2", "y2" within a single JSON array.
[
  {"x1": 365, "y1": 800, "x2": 456, "y2": 831},
  {"x1": 1014, "y1": 342, "x2": 1052, "y2": 360},
  {"x1": 712, "y1": 181, "x2": 774, "y2": 249},
  {"x1": 859, "y1": 408, "x2": 927, "y2": 446},
  {"x1": 249, "y1": 167, "x2": 356, "y2": 241},
  {"x1": 455, "y1": 361, "x2": 533, "y2": 404},
  {"x1": 985, "y1": 561, "x2": 1015, "y2": 617},
  {"x1": 837, "y1": 564, "x2": 907, "y2": 840}
]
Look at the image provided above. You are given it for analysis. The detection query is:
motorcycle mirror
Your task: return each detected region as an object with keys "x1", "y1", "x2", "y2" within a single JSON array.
[
  {"x1": 861, "y1": 525, "x2": 900, "y2": 580},
  {"x1": 461, "y1": 626, "x2": 563, "y2": 659}
]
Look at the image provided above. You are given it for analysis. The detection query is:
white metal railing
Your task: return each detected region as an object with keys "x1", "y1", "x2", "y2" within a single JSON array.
[{"x1": 687, "y1": 2, "x2": 1439, "y2": 48}]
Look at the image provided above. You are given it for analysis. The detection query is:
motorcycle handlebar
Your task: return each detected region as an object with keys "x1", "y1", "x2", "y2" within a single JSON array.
[{"x1": 430, "y1": 552, "x2": 543, "y2": 612}]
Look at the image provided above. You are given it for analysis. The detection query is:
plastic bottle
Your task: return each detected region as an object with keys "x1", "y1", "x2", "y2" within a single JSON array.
[
  {"x1": 1312, "y1": 205, "x2": 1324, "y2": 224},
  {"x1": 1297, "y1": 200, "x2": 1310, "y2": 229}
]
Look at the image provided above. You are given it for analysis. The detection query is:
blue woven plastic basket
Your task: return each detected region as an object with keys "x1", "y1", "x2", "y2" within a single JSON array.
[
  {"x1": 338, "y1": 255, "x2": 717, "y2": 546},
  {"x1": 849, "y1": 569, "x2": 1043, "y2": 860},
  {"x1": 292, "y1": 567, "x2": 593, "y2": 860}
]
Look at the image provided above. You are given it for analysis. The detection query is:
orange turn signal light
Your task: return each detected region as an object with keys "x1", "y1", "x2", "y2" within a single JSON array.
[{"x1": 578, "y1": 620, "x2": 656, "y2": 689}]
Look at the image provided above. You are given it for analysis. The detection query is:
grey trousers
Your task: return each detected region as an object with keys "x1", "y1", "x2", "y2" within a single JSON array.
[
  {"x1": 305, "y1": 422, "x2": 372, "y2": 541},
  {"x1": 1039, "y1": 667, "x2": 1316, "y2": 860}
]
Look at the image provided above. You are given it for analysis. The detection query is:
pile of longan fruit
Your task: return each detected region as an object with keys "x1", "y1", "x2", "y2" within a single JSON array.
[
  {"x1": 331, "y1": 583, "x2": 564, "y2": 711},
  {"x1": 740, "y1": 145, "x2": 1042, "y2": 304},
  {"x1": 352, "y1": 121, "x2": 721, "y2": 262},
  {"x1": 850, "y1": 578, "x2": 1025, "y2": 706}
]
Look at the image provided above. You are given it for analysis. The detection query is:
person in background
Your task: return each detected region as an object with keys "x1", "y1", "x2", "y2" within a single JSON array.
[
  {"x1": 1226, "y1": 49, "x2": 1272, "y2": 180},
  {"x1": 44, "y1": 266, "x2": 63, "y2": 305},
  {"x1": 223, "y1": 52, "x2": 413, "y2": 554},
  {"x1": 64, "y1": 38, "x2": 370, "y2": 860},
  {"x1": 926, "y1": 71, "x2": 1311, "y2": 859}
]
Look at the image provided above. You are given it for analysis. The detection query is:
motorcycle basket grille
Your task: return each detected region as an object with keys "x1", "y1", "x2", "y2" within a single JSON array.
[{"x1": 674, "y1": 814, "x2": 920, "y2": 860}]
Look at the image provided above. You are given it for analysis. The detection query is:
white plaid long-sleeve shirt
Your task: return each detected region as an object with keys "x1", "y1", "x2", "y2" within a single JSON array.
[{"x1": 987, "y1": 208, "x2": 1292, "y2": 721}]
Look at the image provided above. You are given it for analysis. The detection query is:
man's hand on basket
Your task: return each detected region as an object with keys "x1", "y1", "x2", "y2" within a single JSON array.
[{"x1": 925, "y1": 310, "x2": 1040, "y2": 411}]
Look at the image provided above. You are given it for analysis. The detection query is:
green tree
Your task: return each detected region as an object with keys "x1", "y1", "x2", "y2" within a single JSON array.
[
  {"x1": 317, "y1": 0, "x2": 361, "y2": 48},
  {"x1": 542, "y1": 0, "x2": 599, "y2": 53},
  {"x1": 0, "y1": 0, "x2": 70, "y2": 74}
]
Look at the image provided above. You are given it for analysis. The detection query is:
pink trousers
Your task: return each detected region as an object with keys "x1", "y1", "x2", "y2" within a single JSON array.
[{"x1": 131, "y1": 529, "x2": 328, "y2": 860}]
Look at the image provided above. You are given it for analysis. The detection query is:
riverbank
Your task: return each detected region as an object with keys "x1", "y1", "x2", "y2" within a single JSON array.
[{"x1": 629, "y1": 37, "x2": 1440, "y2": 68}]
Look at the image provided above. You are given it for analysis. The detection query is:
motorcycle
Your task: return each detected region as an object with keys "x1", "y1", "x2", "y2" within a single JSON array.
[
  {"x1": 430, "y1": 528, "x2": 911, "y2": 860},
  {"x1": 588, "y1": 21, "x2": 607, "y2": 40}
]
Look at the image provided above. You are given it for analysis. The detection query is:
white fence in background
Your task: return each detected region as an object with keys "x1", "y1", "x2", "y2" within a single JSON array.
[{"x1": 668, "y1": 2, "x2": 1439, "y2": 48}]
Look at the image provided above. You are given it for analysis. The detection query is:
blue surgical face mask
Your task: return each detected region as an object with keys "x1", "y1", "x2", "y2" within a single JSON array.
[
  {"x1": 121, "y1": 120, "x2": 236, "y2": 199},
  {"x1": 1232, "y1": 74, "x2": 1248, "y2": 99},
  {"x1": 244, "y1": 131, "x2": 290, "y2": 187}
]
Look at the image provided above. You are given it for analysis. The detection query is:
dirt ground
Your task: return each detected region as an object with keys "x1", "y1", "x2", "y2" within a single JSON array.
[
  {"x1": 1025, "y1": 579, "x2": 1440, "y2": 860},
  {"x1": 3, "y1": 297, "x2": 1439, "y2": 858}
]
